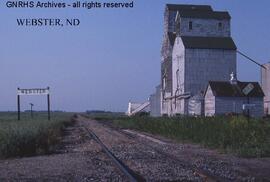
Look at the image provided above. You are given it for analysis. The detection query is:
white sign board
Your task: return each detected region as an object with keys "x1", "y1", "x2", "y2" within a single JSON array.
[
  {"x1": 242, "y1": 83, "x2": 254, "y2": 96},
  {"x1": 17, "y1": 88, "x2": 49, "y2": 96}
]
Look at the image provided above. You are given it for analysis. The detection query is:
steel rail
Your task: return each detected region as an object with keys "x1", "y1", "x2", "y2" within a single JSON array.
[
  {"x1": 120, "y1": 129, "x2": 222, "y2": 182},
  {"x1": 83, "y1": 125, "x2": 143, "y2": 182},
  {"x1": 82, "y1": 117, "x2": 222, "y2": 181},
  {"x1": 98, "y1": 121, "x2": 222, "y2": 182}
]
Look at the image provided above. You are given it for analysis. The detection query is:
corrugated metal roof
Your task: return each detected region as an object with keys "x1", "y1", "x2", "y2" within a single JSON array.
[
  {"x1": 181, "y1": 36, "x2": 237, "y2": 50},
  {"x1": 208, "y1": 81, "x2": 265, "y2": 97}
]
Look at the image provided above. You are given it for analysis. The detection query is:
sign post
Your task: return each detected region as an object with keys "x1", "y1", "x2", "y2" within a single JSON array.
[
  {"x1": 29, "y1": 103, "x2": 34, "y2": 119},
  {"x1": 17, "y1": 87, "x2": 51, "y2": 121},
  {"x1": 242, "y1": 83, "x2": 254, "y2": 119},
  {"x1": 17, "y1": 88, "x2": 20, "y2": 120},
  {"x1": 47, "y1": 87, "x2": 51, "y2": 121}
]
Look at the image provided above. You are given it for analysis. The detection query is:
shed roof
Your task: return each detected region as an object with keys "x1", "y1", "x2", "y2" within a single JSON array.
[
  {"x1": 207, "y1": 81, "x2": 265, "y2": 97},
  {"x1": 181, "y1": 36, "x2": 237, "y2": 50}
]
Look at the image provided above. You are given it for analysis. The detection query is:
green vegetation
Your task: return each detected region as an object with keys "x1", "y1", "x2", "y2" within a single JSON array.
[
  {"x1": 0, "y1": 112, "x2": 73, "y2": 158},
  {"x1": 89, "y1": 113, "x2": 270, "y2": 158},
  {"x1": 86, "y1": 111, "x2": 125, "y2": 121}
]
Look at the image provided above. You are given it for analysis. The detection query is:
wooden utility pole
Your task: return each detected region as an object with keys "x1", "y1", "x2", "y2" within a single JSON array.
[{"x1": 47, "y1": 87, "x2": 51, "y2": 121}]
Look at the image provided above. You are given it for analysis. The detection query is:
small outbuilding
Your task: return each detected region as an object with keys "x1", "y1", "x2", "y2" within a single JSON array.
[
  {"x1": 188, "y1": 94, "x2": 204, "y2": 116},
  {"x1": 204, "y1": 76, "x2": 265, "y2": 117}
]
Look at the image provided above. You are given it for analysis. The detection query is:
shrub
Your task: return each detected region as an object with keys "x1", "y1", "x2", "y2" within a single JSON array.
[
  {"x1": 0, "y1": 112, "x2": 72, "y2": 158},
  {"x1": 112, "y1": 116, "x2": 270, "y2": 157}
]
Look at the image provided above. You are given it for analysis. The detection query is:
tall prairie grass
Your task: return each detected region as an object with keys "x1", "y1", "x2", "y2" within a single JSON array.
[
  {"x1": 0, "y1": 112, "x2": 73, "y2": 158},
  {"x1": 93, "y1": 114, "x2": 270, "y2": 158}
]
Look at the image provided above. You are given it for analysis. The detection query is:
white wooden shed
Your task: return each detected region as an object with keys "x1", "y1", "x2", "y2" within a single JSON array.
[{"x1": 204, "y1": 80, "x2": 264, "y2": 117}]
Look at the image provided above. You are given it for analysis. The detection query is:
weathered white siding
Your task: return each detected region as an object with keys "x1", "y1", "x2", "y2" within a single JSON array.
[
  {"x1": 173, "y1": 98, "x2": 187, "y2": 115},
  {"x1": 162, "y1": 98, "x2": 173, "y2": 116},
  {"x1": 205, "y1": 85, "x2": 264, "y2": 118},
  {"x1": 171, "y1": 36, "x2": 187, "y2": 115},
  {"x1": 150, "y1": 85, "x2": 162, "y2": 117},
  {"x1": 215, "y1": 97, "x2": 264, "y2": 118},
  {"x1": 172, "y1": 37, "x2": 185, "y2": 95},
  {"x1": 215, "y1": 97, "x2": 244, "y2": 115},
  {"x1": 179, "y1": 18, "x2": 230, "y2": 37},
  {"x1": 160, "y1": 7, "x2": 175, "y2": 116},
  {"x1": 188, "y1": 95, "x2": 204, "y2": 116},
  {"x1": 171, "y1": 39, "x2": 236, "y2": 115},
  {"x1": 185, "y1": 48, "x2": 236, "y2": 95},
  {"x1": 248, "y1": 98, "x2": 265, "y2": 117},
  {"x1": 204, "y1": 86, "x2": 215, "y2": 116},
  {"x1": 262, "y1": 63, "x2": 270, "y2": 115},
  {"x1": 161, "y1": 5, "x2": 236, "y2": 117}
]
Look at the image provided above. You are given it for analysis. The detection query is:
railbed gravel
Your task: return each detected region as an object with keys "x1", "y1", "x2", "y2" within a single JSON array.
[
  {"x1": 81, "y1": 119, "x2": 203, "y2": 181},
  {"x1": 94, "y1": 118, "x2": 269, "y2": 182}
]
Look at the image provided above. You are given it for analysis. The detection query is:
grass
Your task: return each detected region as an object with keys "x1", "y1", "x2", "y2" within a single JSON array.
[
  {"x1": 86, "y1": 112, "x2": 125, "y2": 121},
  {"x1": 88, "y1": 113, "x2": 270, "y2": 158},
  {"x1": 0, "y1": 112, "x2": 73, "y2": 158}
]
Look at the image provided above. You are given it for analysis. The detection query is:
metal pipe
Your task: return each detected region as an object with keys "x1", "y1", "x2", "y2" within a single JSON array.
[
  {"x1": 164, "y1": 92, "x2": 191, "y2": 100},
  {"x1": 237, "y1": 50, "x2": 267, "y2": 69}
]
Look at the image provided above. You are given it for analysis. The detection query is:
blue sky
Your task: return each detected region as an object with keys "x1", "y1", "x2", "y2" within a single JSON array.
[{"x1": 0, "y1": 0, "x2": 270, "y2": 112}]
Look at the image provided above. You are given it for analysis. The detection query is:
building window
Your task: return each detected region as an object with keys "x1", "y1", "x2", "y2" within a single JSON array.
[
  {"x1": 189, "y1": 21, "x2": 193, "y2": 30},
  {"x1": 218, "y1": 22, "x2": 223, "y2": 30}
]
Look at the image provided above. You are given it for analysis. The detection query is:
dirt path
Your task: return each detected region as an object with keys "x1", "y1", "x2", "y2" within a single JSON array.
[{"x1": 0, "y1": 116, "x2": 270, "y2": 181}]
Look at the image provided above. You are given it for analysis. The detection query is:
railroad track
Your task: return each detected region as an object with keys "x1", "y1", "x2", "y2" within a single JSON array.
[
  {"x1": 82, "y1": 124, "x2": 145, "y2": 182},
  {"x1": 80, "y1": 116, "x2": 227, "y2": 182},
  {"x1": 118, "y1": 129, "x2": 222, "y2": 182},
  {"x1": 97, "y1": 120, "x2": 224, "y2": 182}
]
